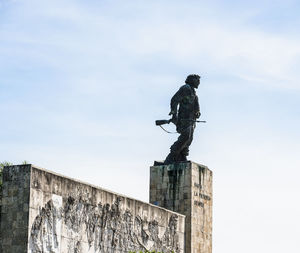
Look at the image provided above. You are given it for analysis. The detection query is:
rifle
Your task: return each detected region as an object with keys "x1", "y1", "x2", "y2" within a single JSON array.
[
  {"x1": 155, "y1": 119, "x2": 172, "y2": 126},
  {"x1": 155, "y1": 118, "x2": 206, "y2": 126}
]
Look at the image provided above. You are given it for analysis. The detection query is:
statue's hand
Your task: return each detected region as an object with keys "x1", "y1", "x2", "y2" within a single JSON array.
[
  {"x1": 170, "y1": 114, "x2": 178, "y2": 125},
  {"x1": 195, "y1": 111, "x2": 201, "y2": 119},
  {"x1": 169, "y1": 110, "x2": 176, "y2": 116}
]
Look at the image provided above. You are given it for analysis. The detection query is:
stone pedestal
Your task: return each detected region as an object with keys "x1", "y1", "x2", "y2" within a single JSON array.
[{"x1": 150, "y1": 161, "x2": 213, "y2": 253}]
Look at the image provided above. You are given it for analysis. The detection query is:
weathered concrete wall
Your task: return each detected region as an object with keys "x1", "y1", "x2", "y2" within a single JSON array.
[
  {"x1": 150, "y1": 162, "x2": 212, "y2": 253},
  {"x1": 0, "y1": 192, "x2": 1, "y2": 246},
  {"x1": 0, "y1": 165, "x2": 31, "y2": 253},
  {"x1": 1, "y1": 165, "x2": 185, "y2": 253}
]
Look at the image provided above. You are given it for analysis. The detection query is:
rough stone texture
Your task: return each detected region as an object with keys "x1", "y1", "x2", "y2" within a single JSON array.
[
  {"x1": 150, "y1": 161, "x2": 212, "y2": 253},
  {"x1": 1, "y1": 165, "x2": 185, "y2": 253},
  {"x1": 0, "y1": 165, "x2": 31, "y2": 253},
  {"x1": 0, "y1": 171, "x2": 2, "y2": 245}
]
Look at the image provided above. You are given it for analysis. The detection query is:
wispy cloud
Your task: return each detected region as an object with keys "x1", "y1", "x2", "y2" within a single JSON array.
[{"x1": 2, "y1": 0, "x2": 300, "y2": 92}]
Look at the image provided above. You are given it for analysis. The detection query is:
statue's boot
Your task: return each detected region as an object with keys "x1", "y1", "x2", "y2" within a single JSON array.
[
  {"x1": 178, "y1": 153, "x2": 188, "y2": 162},
  {"x1": 178, "y1": 148, "x2": 189, "y2": 162},
  {"x1": 164, "y1": 152, "x2": 177, "y2": 165}
]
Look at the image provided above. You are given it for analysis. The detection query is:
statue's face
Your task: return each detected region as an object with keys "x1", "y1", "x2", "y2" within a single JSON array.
[{"x1": 192, "y1": 78, "x2": 200, "y2": 89}]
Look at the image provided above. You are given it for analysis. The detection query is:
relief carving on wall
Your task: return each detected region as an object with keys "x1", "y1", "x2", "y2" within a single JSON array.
[{"x1": 29, "y1": 194, "x2": 180, "y2": 253}]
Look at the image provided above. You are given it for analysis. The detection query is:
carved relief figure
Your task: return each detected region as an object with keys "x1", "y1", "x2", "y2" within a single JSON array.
[{"x1": 29, "y1": 195, "x2": 180, "y2": 253}]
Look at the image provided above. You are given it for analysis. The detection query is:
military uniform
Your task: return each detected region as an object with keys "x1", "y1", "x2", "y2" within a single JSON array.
[{"x1": 164, "y1": 83, "x2": 200, "y2": 164}]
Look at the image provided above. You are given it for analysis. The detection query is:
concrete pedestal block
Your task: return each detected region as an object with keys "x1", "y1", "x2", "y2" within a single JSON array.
[{"x1": 150, "y1": 161, "x2": 213, "y2": 253}]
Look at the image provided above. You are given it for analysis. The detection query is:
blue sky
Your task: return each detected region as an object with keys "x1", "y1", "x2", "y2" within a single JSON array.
[{"x1": 1, "y1": 0, "x2": 300, "y2": 252}]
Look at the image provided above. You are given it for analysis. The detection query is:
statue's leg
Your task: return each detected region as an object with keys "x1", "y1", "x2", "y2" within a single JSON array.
[
  {"x1": 179, "y1": 126, "x2": 194, "y2": 161},
  {"x1": 164, "y1": 125, "x2": 193, "y2": 164}
]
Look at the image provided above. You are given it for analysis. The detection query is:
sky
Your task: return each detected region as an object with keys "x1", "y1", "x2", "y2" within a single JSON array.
[{"x1": 1, "y1": 0, "x2": 300, "y2": 252}]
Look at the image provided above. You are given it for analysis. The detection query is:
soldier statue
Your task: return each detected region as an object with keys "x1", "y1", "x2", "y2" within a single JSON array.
[{"x1": 163, "y1": 74, "x2": 201, "y2": 164}]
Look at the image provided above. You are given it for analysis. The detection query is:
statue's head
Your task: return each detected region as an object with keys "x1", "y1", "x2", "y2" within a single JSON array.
[{"x1": 185, "y1": 74, "x2": 200, "y2": 88}]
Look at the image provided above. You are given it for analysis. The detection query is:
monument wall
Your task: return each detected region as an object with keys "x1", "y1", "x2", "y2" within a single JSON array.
[
  {"x1": 150, "y1": 162, "x2": 212, "y2": 253},
  {"x1": 0, "y1": 165, "x2": 185, "y2": 253},
  {"x1": 0, "y1": 165, "x2": 31, "y2": 252}
]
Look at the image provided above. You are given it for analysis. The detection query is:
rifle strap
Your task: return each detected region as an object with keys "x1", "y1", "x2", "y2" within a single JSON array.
[{"x1": 159, "y1": 125, "x2": 177, "y2": 134}]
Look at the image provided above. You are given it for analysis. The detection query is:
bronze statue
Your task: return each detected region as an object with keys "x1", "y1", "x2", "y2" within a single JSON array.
[{"x1": 156, "y1": 74, "x2": 204, "y2": 165}]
